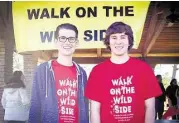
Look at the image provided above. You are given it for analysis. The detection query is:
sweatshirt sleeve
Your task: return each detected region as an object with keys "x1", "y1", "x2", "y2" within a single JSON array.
[
  {"x1": 1, "y1": 90, "x2": 6, "y2": 109},
  {"x1": 29, "y1": 68, "x2": 42, "y2": 123}
]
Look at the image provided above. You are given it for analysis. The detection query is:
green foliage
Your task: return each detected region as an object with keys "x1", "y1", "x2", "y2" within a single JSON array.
[{"x1": 162, "y1": 72, "x2": 171, "y2": 89}]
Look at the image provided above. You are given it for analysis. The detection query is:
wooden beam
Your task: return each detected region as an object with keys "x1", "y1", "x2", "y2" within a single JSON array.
[
  {"x1": 73, "y1": 53, "x2": 97, "y2": 57},
  {"x1": 52, "y1": 51, "x2": 98, "y2": 58},
  {"x1": 0, "y1": 6, "x2": 7, "y2": 28},
  {"x1": 147, "y1": 53, "x2": 179, "y2": 57},
  {"x1": 52, "y1": 50, "x2": 179, "y2": 58},
  {"x1": 97, "y1": 48, "x2": 102, "y2": 57},
  {"x1": 102, "y1": 53, "x2": 142, "y2": 57},
  {"x1": 143, "y1": 2, "x2": 169, "y2": 56},
  {"x1": 52, "y1": 51, "x2": 143, "y2": 58},
  {"x1": 73, "y1": 57, "x2": 106, "y2": 64},
  {"x1": 145, "y1": 57, "x2": 179, "y2": 64},
  {"x1": 72, "y1": 57, "x2": 179, "y2": 64},
  {"x1": 144, "y1": 19, "x2": 167, "y2": 56},
  {"x1": 142, "y1": 2, "x2": 158, "y2": 56}
]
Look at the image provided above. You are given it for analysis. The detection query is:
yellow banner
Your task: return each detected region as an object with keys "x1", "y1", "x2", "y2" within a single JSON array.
[{"x1": 12, "y1": 1, "x2": 150, "y2": 53}]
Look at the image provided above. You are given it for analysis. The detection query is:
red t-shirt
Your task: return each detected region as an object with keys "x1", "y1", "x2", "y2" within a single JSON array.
[
  {"x1": 52, "y1": 60, "x2": 78, "y2": 123},
  {"x1": 85, "y1": 57, "x2": 162, "y2": 123}
]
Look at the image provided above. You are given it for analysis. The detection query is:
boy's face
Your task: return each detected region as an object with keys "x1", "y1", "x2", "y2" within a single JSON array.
[
  {"x1": 55, "y1": 28, "x2": 78, "y2": 56},
  {"x1": 109, "y1": 32, "x2": 129, "y2": 56},
  {"x1": 173, "y1": 81, "x2": 177, "y2": 86}
]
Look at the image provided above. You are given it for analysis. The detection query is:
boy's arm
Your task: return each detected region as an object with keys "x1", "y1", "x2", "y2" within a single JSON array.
[
  {"x1": 90, "y1": 100, "x2": 101, "y2": 123},
  {"x1": 145, "y1": 97, "x2": 155, "y2": 123}
]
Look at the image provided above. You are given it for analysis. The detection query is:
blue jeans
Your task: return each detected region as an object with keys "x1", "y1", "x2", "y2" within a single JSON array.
[{"x1": 155, "y1": 99, "x2": 164, "y2": 119}]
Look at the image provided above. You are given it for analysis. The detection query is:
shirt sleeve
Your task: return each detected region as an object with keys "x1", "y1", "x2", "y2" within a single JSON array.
[
  {"x1": 142, "y1": 64, "x2": 162, "y2": 100},
  {"x1": 29, "y1": 67, "x2": 42, "y2": 123},
  {"x1": 85, "y1": 66, "x2": 103, "y2": 103},
  {"x1": 1, "y1": 90, "x2": 6, "y2": 109}
]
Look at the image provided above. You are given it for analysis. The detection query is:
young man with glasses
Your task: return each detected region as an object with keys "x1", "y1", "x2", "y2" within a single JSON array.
[
  {"x1": 29, "y1": 23, "x2": 89, "y2": 123},
  {"x1": 85, "y1": 22, "x2": 162, "y2": 123}
]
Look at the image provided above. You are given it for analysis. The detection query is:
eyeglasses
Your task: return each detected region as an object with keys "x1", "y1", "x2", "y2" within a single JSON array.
[{"x1": 58, "y1": 36, "x2": 77, "y2": 43}]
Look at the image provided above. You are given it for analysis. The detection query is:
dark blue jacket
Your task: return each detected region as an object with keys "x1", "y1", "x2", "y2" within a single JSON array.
[{"x1": 29, "y1": 60, "x2": 89, "y2": 123}]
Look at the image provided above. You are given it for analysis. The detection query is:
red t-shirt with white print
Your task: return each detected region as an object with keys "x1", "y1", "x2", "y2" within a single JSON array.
[
  {"x1": 85, "y1": 57, "x2": 162, "y2": 123},
  {"x1": 52, "y1": 60, "x2": 78, "y2": 123}
]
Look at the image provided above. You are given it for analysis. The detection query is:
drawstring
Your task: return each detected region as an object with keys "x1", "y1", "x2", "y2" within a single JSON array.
[
  {"x1": 80, "y1": 70, "x2": 84, "y2": 96},
  {"x1": 73, "y1": 62, "x2": 81, "y2": 92},
  {"x1": 76, "y1": 71, "x2": 80, "y2": 92},
  {"x1": 46, "y1": 66, "x2": 48, "y2": 98}
]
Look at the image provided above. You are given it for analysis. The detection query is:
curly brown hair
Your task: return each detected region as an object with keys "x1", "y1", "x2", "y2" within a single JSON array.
[{"x1": 104, "y1": 22, "x2": 134, "y2": 51}]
